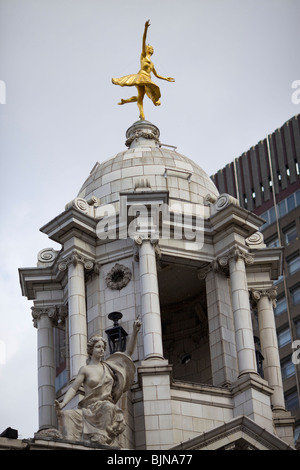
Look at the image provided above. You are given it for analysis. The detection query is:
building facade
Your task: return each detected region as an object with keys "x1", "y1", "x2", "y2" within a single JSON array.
[
  {"x1": 18, "y1": 120, "x2": 296, "y2": 450},
  {"x1": 211, "y1": 113, "x2": 300, "y2": 446}
]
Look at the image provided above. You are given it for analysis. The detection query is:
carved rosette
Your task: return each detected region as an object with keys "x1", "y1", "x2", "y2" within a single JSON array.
[
  {"x1": 58, "y1": 250, "x2": 94, "y2": 272},
  {"x1": 105, "y1": 263, "x2": 132, "y2": 290},
  {"x1": 250, "y1": 287, "x2": 278, "y2": 309},
  {"x1": 31, "y1": 305, "x2": 68, "y2": 328}
]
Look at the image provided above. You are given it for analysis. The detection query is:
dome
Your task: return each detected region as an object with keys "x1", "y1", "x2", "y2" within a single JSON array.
[{"x1": 77, "y1": 121, "x2": 219, "y2": 209}]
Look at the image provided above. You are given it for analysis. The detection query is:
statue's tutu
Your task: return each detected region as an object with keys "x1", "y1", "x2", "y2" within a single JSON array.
[{"x1": 112, "y1": 72, "x2": 161, "y2": 104}]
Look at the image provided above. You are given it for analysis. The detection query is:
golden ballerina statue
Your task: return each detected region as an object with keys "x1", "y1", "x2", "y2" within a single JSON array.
[{"x1": 112, "y1": 20, "x2": 175, "y2": 120}]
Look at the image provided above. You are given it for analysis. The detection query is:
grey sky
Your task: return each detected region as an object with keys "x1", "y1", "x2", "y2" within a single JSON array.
[{"x1": 0, "y1": 0, "x2": 299, "y2": 438}]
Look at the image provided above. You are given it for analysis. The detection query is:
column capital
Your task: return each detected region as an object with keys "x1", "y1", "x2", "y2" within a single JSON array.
[
  {"x1": 31, "y1": 305, "x2": 68, "y2": 328},
  {"x1": 197, "y1": 260, "x2": 227, "y2": 280},
  {"x1": 218, "y1": 245, "x2": 254, "y2": 268},
  {"x1": 58, "y1": 249, "x2": 94, "y2": 272},
  {"x1": 250, "y1": 287, "x2": 278, "y2": 308},
  {"x1": 133, "y1": 236, "x2": 161, "y2": 263},
  {"x1": 133, "y1": 235, "x2": 159, "y2": 245}
]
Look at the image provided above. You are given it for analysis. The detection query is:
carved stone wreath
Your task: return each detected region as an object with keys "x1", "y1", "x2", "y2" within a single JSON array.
[{"x1": 105, "y1": 263, "x2": 132, "y2": 290}]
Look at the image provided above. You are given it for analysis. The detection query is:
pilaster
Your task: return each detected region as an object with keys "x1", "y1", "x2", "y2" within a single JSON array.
[
  {"x1": 201, "y1": 261, "x2": 238, "y2": 386},
  {"x1": 137, "y1": 360, "x2": 174, "y2": 450},
  {"x1": 231, "y1": 372, "x2": 274, "y2": 433}
]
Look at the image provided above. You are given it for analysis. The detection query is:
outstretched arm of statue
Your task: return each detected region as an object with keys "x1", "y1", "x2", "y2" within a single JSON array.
[
  {"x1": 125, "y1": 318, "x2": 142, "y2": 357},
  {"x1": 152, "y1": 67, "x2": 175, "y2": 82},
  {"x1": 142, "y1": 19, "x2": 151, "y2": 56},
  {"x1": 54, "y1": 368, "x2": 85, "y2": 414}
]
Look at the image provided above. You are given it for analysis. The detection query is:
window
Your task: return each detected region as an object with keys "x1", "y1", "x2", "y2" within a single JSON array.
[
  {"x1": 266, "y1": 236, "x2": 280, "y2": 248},
  {"x1": 277, "y1": 327, "x2": 291, "y2": 348},
  {"x1": 275, "y1": 297, "x2": 287, "y2": 316},
  {"x1": 287, "y1": 254, "x2": 300, "y2": 276},
  {"x1": 294, "y1": 318, "x2": 300, "y2": 337},
  {"x1": 291, "y1": 286, "x2": 300, "y2": 306},
  {"x1": 281, "y1": 359, "x2": 296, "y2": 379},
  {"x1": 278, "y1": 200, "x2": 287, "y2": 218},
  {"x1": 287, "y1": 194, "x2": 295, "y2": 212},
  {"x1": 269, "y1": 206, "x2": 276, "y2": 225},
  {"x1": 274, "y1": 275, "x2": 283, "y2": 285},
  {"x1": 260, "y1": 191, "x2": 300, "y2": 230},
  {"x1": 284, "y1": 225, "x2": 298, "y2": 245},
  {"x1": 285, "y1": 389, "x2": 299, "y2": 411}
]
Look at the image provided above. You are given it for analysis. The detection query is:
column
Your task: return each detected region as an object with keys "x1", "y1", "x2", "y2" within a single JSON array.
[
  {"x1": 252, "y1": 288, "x2": 286, "y2": 411},
  {"x1": 32, "y1": 307, "x2": 57, "y2": 430},
  {"x1": 219, "y1": 246, "x2": 257, "y2": 376},
  {"x1": 135, "y1": 237, "x2": 164, "y2": 360},
  {"x1": 59, "y1": 251, "x2": 93, "y2": 379}
]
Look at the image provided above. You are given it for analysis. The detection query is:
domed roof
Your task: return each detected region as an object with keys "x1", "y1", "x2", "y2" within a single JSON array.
[{"x1": 77, "y1": 121, "x2": 219, "y2": 208}]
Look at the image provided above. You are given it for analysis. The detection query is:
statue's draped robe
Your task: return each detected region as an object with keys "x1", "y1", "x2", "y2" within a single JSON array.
[{"x1": 58, "y1": 352, "x2": 135, "y2": 445}]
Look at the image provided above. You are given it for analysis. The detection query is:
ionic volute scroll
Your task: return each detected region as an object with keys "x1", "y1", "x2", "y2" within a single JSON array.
[
  {"x1": 31, "y1": 305, "x2": 68, "y2": 328},
  {"x1": 197, "y1": 259, "x2": 228, "y2": 280},
  {"x1": 58, "y1": 250, "x2": 94, "y2": 272},
  {"x1": 218, "y1": 244, "x2": 254, "y2": 268},
  {"x1": 250, "y1": 286, "x2": 278, "y2": 309}
]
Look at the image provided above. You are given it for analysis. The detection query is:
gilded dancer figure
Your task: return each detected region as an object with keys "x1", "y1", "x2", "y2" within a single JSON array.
[{"x1": 112, "y1": 20, "x2": 175, "y2": 120}]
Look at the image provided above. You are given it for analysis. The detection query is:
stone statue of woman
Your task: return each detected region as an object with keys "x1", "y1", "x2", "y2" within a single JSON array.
[
  {"x1": 112, "y1": 20, "x2": 175, "y2": 120},
  {"x1": 55, "y1": 319, "x2": 141, "y2": 446}
]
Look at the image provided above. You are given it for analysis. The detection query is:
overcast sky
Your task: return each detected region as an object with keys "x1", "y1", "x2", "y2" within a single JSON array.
[{"x1": 0, "y1": 0, "x2": 299, "y2": 439}]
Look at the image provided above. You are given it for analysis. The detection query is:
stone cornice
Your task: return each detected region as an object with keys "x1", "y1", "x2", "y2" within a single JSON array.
[
  {"x1": 40, "y1": 207, "x2": 97, "y2": 244},
  {"x1": 209, "y1": 202, "x2": 266, "y2": 237}
]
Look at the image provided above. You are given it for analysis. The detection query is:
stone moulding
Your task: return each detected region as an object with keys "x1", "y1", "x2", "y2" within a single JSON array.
[{"x1": 105, "y1": 263, "x2": 132, "y2": 290}]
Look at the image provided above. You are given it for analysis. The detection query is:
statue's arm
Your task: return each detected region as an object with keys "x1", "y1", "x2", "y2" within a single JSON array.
[
  {"x1": 125, "y1": 319, "x2": 142, "y2": 357},
  {"x1": 55, "y1": 368, "x2": 85, "y2": 412},
  {"x1": 152, "y1": 67, "x2": 175, "y2": 82},
  {"x1": 142, "y1": 19, "x2": 150, "y2": 56}
]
